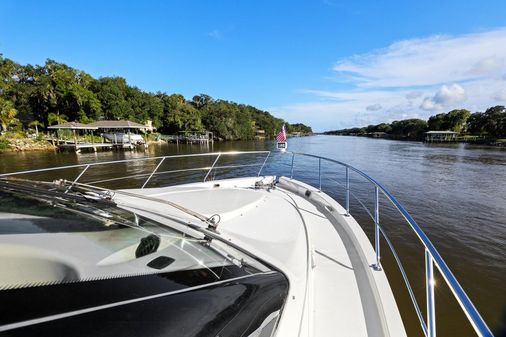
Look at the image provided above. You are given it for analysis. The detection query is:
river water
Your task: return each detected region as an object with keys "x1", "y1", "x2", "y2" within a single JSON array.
[{"x1": 0, "y1": 135, "x2": 505, "y2": 336}]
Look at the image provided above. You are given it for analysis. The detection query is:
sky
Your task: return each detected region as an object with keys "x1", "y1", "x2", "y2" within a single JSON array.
[{"x1": 1, "y1": 0, "x2": 506, "y2": 131}]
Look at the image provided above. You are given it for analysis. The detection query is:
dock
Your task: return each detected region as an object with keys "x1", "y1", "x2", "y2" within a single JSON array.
[
  {"x1": 424, "y1": 130, "x2": 459, "y2": 143},
  {"x1": 48, "y1": 120, "x2": 149, "y2": 153},
  {"x1": 54, "y1": 141, "x2": 142, "y2": 153}
]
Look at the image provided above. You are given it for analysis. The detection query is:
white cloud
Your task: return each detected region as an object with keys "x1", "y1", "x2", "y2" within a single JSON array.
[
  {"x1": 273, "y1": 27, "x2": 506, "y2": 131},
  {"x1": 332, "y1": 28, "x2": 506, "y2": 88},
  {"x1": 366, "y1": 103, "x2": 382, "y2": 111},
  {"x1": 420, "y1": 84, "x2": 466, "y2": 111}
]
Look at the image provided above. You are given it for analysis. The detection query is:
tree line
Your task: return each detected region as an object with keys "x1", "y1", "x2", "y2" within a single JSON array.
[
  {"x1": 324, "y1": 107, "x2": 506, "y2": 140},
  {"x1": 0, "y1": 55, "x2": 311, "y2": 140}
]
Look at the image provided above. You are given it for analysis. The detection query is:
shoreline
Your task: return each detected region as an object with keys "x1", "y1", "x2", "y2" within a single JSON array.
[
  {"x1": 0, "y1": 138, "x2": 56, "y2": 153},
  {"x1": 323, "y1": 134, "x2": 506, "y2": 147},
  {"x1": 0, "y1": 139, "x2": 166, "y2": 153}
]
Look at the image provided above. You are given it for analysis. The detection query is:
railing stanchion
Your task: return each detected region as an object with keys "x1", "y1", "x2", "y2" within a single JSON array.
[
  {"x1": 345, "y1": 167, "x2": 350, "y2": 216},
  {"x1": 374, "y1": 185, "x2": 381, "y2": 270},
  {"x1": 290, "y1": 153, "x2": 295, "y2": 179},
  {"x1": 65, "y1": 164, "x2": 90, "y2": 193},
  {"x1": 141, "y1": 157, "x2": 166, "y2": 189},
  {"x1": 426, "y1": 250, "x2": 436, "y2": 337},
  {"x1": 318, "y1": 158, "x2": 322, "y2": 191},
  {"x1": 257, "y1": 151, "x2": 270, "y2": 176},
  {"x1": 204, "y1": 153, "x2": 221, "y2": 182},
  {"x1": 425, "y1": 249, "x2": 436, "y2": 337}
]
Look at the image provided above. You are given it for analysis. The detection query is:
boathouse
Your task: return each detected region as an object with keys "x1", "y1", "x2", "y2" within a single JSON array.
[
  {"x1": 89, "y1": 120, "x2": 147, "y2": 145},
  {"x1": 48, "y1": 120, "x2": 150, "y2": 152},
  {"x1": 48, "y1": 121, "x2": 101, "y2": 152},
  {"x1": 424, "y1": 130, "x2": 459, "y2": 142}
]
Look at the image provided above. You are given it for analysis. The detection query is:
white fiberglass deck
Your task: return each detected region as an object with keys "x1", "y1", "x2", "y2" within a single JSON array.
[{"x1": 113, "y1": 176, "x2": 407, "y2": 337}]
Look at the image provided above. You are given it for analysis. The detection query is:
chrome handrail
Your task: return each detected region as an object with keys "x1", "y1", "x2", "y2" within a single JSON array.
[
  {"x1": 0, "y1": 151, "x2": 271, "y2": 189},
  {"x1": 287, "y1": 151, "x2": 493, "y2": 337}
]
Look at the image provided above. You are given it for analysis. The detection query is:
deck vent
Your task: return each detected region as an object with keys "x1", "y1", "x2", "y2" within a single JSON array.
[
  {"x1": 305, "y1": 190, "x2": 312, "y2": 197},
  {"x1": 147, "y1": 256, "x2": 175, "y2": 270}
]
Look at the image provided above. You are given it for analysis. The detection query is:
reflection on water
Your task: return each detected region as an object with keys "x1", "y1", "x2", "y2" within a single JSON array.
[{"x1": 0, "y1": 136, "x2": 505, "y2": 335}]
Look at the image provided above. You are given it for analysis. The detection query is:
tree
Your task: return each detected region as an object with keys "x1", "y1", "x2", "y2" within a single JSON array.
[
  {"x1": 160, "y1": 94, "x2": 203, "y2": 133},
  {"x1": 375, "y1": 123, "x2": 392, "y2": 133},
  {"x1": 427, "y1": 110, "x2": 470, "y2": 132},
  {"x1": 0, "y1": 97, "x2": 18, "y2": 132},
  {"x1": 47, "y1": 112, "x2": 68, "y2": 125},
  {"x1": 28, "y1": 120, "x2": 43, "y2": 137},
  {"x1": 445, "y1": 109, "x2": 471, "y2": 132},
  {"x1": 483, "y1": 106, "x2": 506, "y2": 138},
  {"x1": 427, "y1": 113, "x2": 446, "y2": 131},
  {"x1": 390, "y1": 119, "x2": 427, "y2": 139},
  {"x1": 0, "y1": 55, "x2": 310, "y2": 139},
  {"x1": 91, "y1": 77, "x2": 132, "y2": 120},
  {"x1": 191, "y1": 94, "x2": 214, "y2": 109}
]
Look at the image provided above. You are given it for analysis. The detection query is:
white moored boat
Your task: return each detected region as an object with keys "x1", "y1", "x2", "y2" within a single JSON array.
[{"x1": 0, "y1": 151, "x2": 493, "y2": 337}]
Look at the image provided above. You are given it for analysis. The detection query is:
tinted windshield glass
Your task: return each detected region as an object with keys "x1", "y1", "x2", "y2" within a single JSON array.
[{"x1": 0, "y1": 180, "x2": 268, "y2": 290}]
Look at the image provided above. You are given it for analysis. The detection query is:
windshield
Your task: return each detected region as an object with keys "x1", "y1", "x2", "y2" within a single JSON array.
[{"x1": 0, "y1": 179, "x2": 269, "y2": 290}]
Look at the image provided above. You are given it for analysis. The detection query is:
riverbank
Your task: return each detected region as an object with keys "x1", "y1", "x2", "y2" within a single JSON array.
[
  {"x1": 324, "y1": 134, "x2": 506, "y2": 147},
  {"x1": 0, "y1": 137, "x2": 55, "y2": 153},
  {"x1": 0, "y1": 138, "x2": 168, "y2": 153}
]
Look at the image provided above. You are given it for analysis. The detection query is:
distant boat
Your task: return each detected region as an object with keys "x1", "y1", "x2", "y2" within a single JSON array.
[
  {"x1": 102, "y1": 132, "x2": 144, "y2": 144},
  {"x1": 89, "y1": 120, "x2": 148, "y2": 145}
]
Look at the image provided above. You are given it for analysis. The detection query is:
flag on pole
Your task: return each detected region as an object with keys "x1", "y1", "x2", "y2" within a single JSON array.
[{"x1": 276, "y1": 124, "x2": 287, "y2": 142}]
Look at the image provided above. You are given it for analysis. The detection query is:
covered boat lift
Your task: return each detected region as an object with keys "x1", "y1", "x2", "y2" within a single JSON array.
[
  {"x1": 48, "y1": 122, "x2": 107, "y2": 152},
  {"x1": 88, "y1": 120, "x2": 148, "y2": 147},
  {"x1": 424, "y1": 130, "x2": 459, "y2": 142},
  {"x1": 48, "y1": 120, "x2": 149, "y2": 152}
]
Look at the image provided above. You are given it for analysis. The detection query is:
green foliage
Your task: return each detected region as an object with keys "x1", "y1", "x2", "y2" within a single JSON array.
[
  {"x1": 427, "y1": 109, "x2": 471, "y2": 132},
  {"x1": 467, "y1": 106, "x2": 506, "y2": 137},
  {"x1": 325, "y1": 105, "x2": 506, "y2": 140},
  {"x1": 287, "y1": 123, "x2": 313, "y2": 134},
  {"x1": 0, "y1": 97, "x2": 19, "y2": 131},
  {"x1": 390, "y1": 119, "x2": 428, "y2": 139},
  {"x1": 0, "y1": 55, "x2": 309, "y2": 140},
  {"x1": 0, "y1": 136, "x2": 9, "y2": 150},
  {"x1": 47, "y1": 112, "x2": 68, "y2": 125},
  {"x1": 159, "y1": 94, "x2": 203, "y2": 134},
  {"x1": 325, "y1": 118, "x2": 427, "y2": 140}
]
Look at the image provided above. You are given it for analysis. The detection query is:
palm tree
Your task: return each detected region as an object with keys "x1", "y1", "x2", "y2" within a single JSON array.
[
  {"x1": 47, "y1": 112, "x2": 68, "y2": 126},
  {"x1": 29, "y1": 120, "x2": 43, "y2": 137},
  {"x1": 0, "y1": 98, "x2": 18, "y2": 132}
]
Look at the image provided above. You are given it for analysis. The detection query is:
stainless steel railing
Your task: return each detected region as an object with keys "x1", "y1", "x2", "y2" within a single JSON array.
[
  {"x1": 0, "y1": 151, "x2": 271, "y2": 189},
  {"x1": 286, "y1": 151, "x2": 493, "y2": 337},
  {"x1": 0, "y1": 150, "x2": 493, "y2": 337}
]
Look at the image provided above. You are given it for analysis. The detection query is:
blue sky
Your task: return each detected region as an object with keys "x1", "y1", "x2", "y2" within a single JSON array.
[{"x1": 1, "y1": 0, "x2": 506, "y2": 131}]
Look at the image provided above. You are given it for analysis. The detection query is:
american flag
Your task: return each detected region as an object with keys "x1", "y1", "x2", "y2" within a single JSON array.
[{"x1": 276, "y1": 124, "x2": 287, "y2": 142}]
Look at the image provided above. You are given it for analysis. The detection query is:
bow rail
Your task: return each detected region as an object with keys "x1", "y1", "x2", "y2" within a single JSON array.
[
  {"x1": 287, "y1": 151, "x2": 493, "y2": 337},
  {"x1": 0, "y1": 151, "x2": 271, "y2": 189},
  {"x1": 0, "y1": 150, "x2": 493, "y2": 337}
]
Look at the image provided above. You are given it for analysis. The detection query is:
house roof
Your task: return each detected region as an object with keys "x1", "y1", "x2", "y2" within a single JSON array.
[
  {"x1": 47, "y1": 122, "x2": 98, "y2": 130},
  {"x1": 88, "y1": 120, "x2": 147, "y2": 129}
]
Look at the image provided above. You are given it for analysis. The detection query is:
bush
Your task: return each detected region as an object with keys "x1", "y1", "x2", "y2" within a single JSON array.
[{"x1": 0, "y1": 137, "x2": 10, "y2": 150}]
